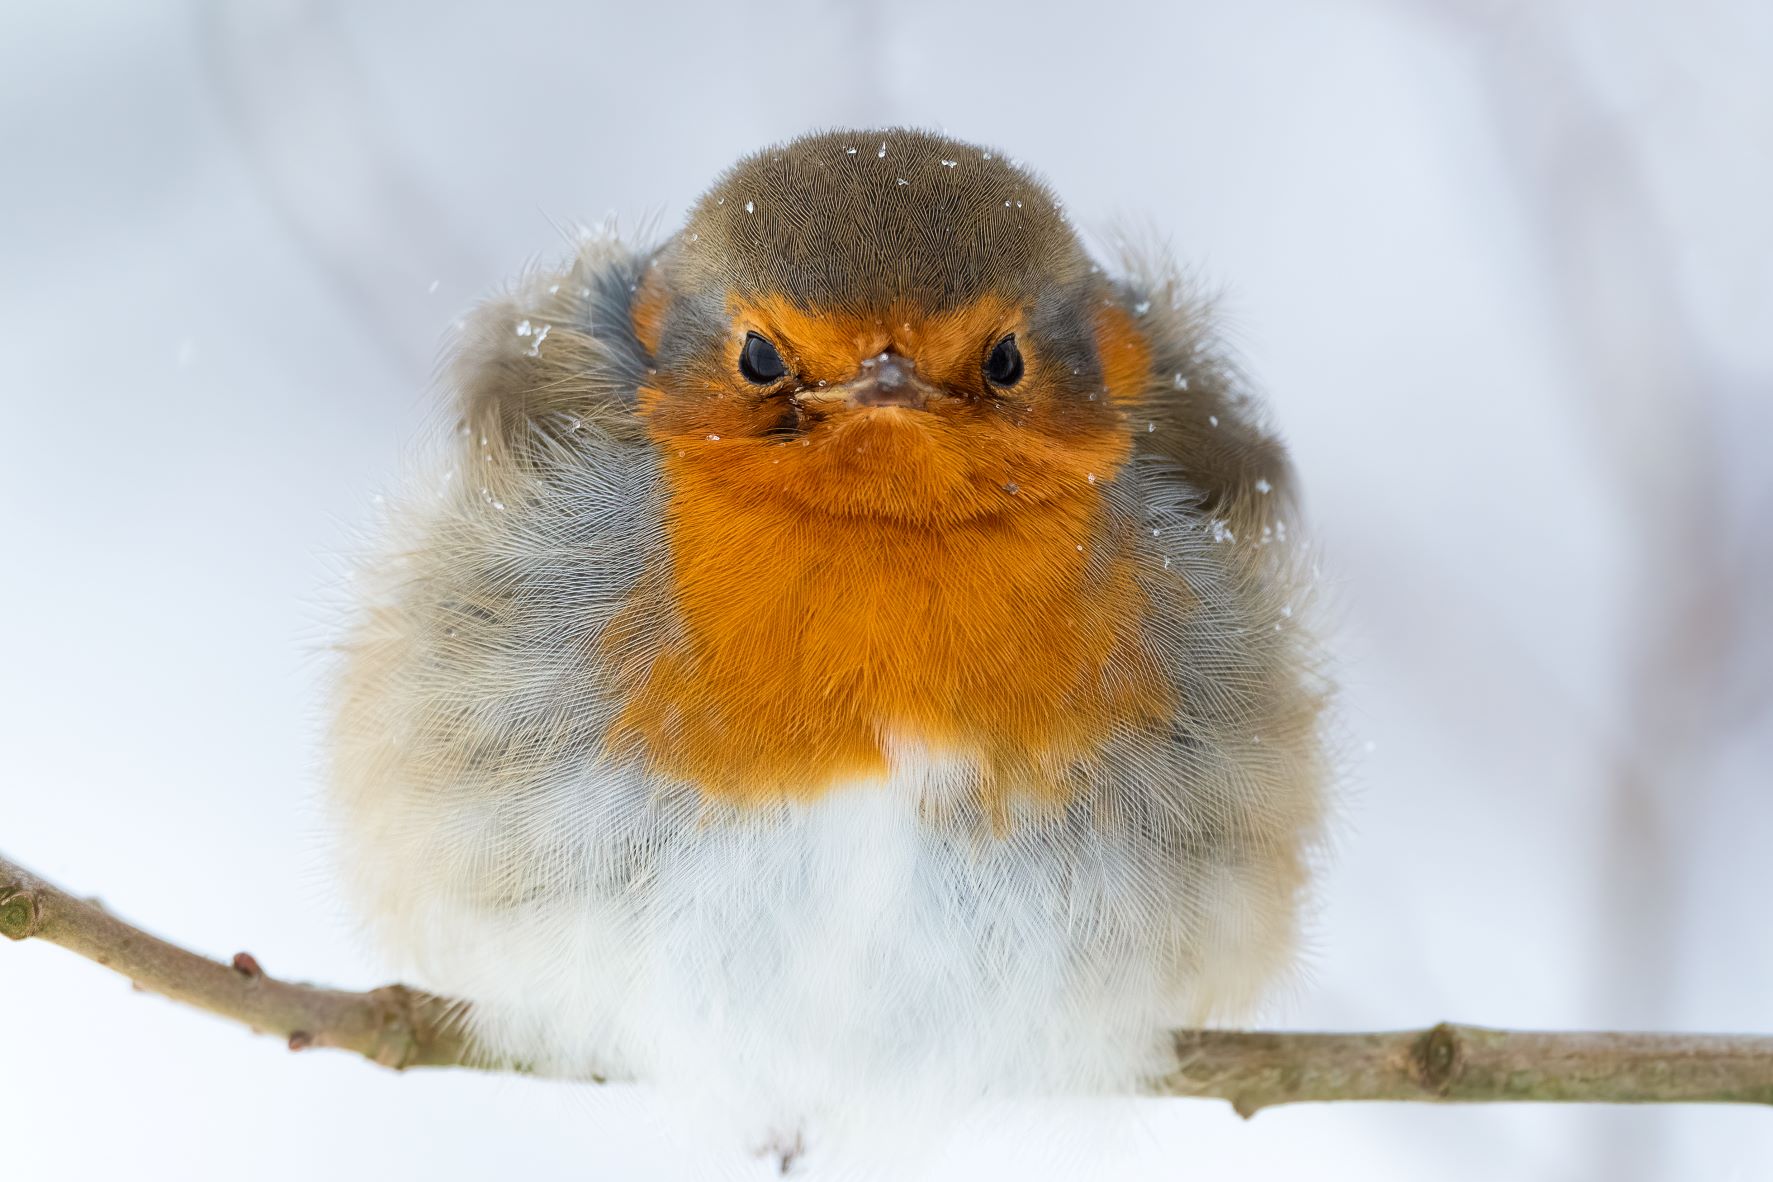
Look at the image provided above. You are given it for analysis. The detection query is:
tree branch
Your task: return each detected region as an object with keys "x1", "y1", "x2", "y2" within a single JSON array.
[
  {"x1": 1162, "y1": 1027, "x2": 1773, "y2": 1115},
  {"x1": 1, "y1": 851, "x2": 477, "y2": 1071},
  {"x1": 6, "y1": 851, "x2": 1771, "y2": 1111}
]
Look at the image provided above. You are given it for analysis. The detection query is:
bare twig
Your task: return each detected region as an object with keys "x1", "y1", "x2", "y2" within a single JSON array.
[
  {"x1": 1162, "y1": 1027, "x2": 1773, "y2": 1116},
  {"x1": 1, "y1": 851, "x2": 476, "y2": 1071},
  {"x1": 6, "y1": 850, "x2": 1772, "y2": 1110}
]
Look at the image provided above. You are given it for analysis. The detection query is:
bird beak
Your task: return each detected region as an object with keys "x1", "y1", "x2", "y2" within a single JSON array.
[{"x1": 795, "y1": 351, "x2": 939, "y2": 411}]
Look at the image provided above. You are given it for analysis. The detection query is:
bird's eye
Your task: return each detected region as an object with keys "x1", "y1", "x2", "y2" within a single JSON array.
[
  {"x1": 739, "y1": 332, "x2": 788, "y2": 384},
  {"x1": 985, "y1": 335, "x2": 1023, "y2": 388}
]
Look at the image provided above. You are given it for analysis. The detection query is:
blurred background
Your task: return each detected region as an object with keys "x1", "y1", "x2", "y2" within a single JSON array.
[{"x1": 2, "y1": 1, "x2": 1769, "y2": 1178}]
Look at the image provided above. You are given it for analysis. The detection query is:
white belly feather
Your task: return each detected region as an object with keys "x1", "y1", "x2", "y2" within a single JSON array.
[{"x1": 347, "y1": 740, "x2": 1272, "y2": 1153}]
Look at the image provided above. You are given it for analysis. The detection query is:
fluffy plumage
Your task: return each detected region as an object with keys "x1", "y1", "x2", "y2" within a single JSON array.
[{"x1": 331, "y1": 128, "x2": 1328, "y2": 1159}]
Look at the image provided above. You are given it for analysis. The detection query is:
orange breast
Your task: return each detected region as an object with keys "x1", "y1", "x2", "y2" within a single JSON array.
[{"x1": 606, "y1": 454, "x2": 1173, "y2": 809}]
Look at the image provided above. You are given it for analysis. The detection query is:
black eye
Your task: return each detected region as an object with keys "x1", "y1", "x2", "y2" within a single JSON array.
[
  {"x1": 739, "y1": 332, "x2": 788, "y2": 384},
  {"x1": 985, "y1": 335, "x2": 1023, "y2": 388}
]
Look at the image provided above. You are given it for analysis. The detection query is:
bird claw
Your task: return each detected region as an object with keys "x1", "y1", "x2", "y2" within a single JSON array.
[{"x1": 753, "y1": 1129, "x2": 805, "y2": 1175}]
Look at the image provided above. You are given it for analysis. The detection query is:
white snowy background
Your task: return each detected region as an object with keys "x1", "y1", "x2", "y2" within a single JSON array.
[{"x1": 3, "y1": 1, "x2": 1769, "y2": 1179}]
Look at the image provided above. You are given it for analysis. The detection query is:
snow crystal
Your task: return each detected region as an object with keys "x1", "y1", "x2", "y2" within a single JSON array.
[
  {"x1": 744, "y1": 201, "x2": 754, "y2": 214},
  {"x1": 1208, "y1": 415, "x2": 1219, "y2": 427},
  {"x1": 1255, "y1": 477, "x2": 1273, "y2": 494},
  {"x1": 426, "y1": 279, "x2": 440, "y2": 294},
  {"x1": 1173, "y1": 373, "x2": 1189, "y2": 390},
  {"x1": 877, "y1": 142, "x2": 887, "y2": 158},
  {"x1": 706, "y1": 434, "x2": 721, "y2": 441},
  {"x1": 940, "y1": 159, "x2": 958, "y2": 168},
  {"x1": 1133, "y1": 300, "x2": 1151, "y2": 316}
]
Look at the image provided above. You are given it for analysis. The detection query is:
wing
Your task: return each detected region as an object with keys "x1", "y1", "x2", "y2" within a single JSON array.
[
  {"x1": 450, "y1": 238, "x2": 657, "y2": 454},
  {"x1": 331, "y1": 236, "x2": 674, "y2": 924},
  {"x1": 1111, "y1": 256, "x2": 1298, "y2": 544},
  {"x1": 1088, "y1": 254, "x2": 1330, "y2": 1020}
]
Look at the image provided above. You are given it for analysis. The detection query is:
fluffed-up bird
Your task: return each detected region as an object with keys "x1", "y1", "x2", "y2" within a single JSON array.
[{"x1": 332, "y1": 127, "x2": 1328, "y2": 1165}]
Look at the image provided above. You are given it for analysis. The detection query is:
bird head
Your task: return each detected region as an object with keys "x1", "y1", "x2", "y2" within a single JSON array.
[{"x1": 631, "y1": 129, "x2": 1151, "y2": 526}]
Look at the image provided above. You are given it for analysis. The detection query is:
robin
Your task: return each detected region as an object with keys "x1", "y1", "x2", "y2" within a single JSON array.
[{"x1": 332, "y1": 128, "x2": 1327, "y2": 1164}]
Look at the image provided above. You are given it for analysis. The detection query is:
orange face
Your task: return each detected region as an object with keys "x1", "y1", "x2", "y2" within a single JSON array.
[
  {"x1": 635, "y1": 281, "x2": 1150, "y2": 526},
  {"x1": 613, "y1": 278, "x2": 1167, "y2": 806}
]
